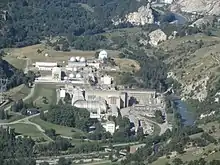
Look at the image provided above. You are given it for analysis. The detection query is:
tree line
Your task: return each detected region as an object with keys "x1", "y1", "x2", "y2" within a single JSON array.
[{"x1": 0, "y1": 127, "x2": 35, "y2": 165}]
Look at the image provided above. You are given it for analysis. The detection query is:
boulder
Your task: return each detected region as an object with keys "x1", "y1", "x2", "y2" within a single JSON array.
[
  {"x1": 125, "y1": 4, "x2": 154, "y2": 25},
  {"x1": 149, "y1": 29, "x2": 167, "y2": 46}
]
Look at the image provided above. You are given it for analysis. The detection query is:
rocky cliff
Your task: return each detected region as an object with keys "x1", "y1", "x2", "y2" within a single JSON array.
[
  {"x1": 171, "y1": 0, "x2": 220, "y2": 15},
  {"x1": 113, "y1": 3, "x2": 155, "y2": 26},
  {"x1": 125, "y1": 4, "x2": 154, "y2": 25},
  {"x1": 149, "y1": 29, "x2": 167, "y2": 46}
]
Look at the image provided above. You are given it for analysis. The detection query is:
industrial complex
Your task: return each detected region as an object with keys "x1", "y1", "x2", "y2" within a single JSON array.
[{"x1": 32, "y1": 50, "x2": 166, "y2": 135}]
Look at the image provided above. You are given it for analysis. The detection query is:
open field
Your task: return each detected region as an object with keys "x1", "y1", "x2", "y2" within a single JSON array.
[
  {"x1": 24, "y1": 84, "x2": 57, "y2": 109},
  {"x1": 10, "y1": 123, "x2": 49, "y2": 140},
  {"x1": 30, "y1": 116, "x2": 84, "y2": 138},
  {"x1": 114, "y1": 58, "x2": 140, "y2": 72},
  {"x1": 3, "y1": 55, "x2": 26, "y2": 70},
  {"x1": 4, "y1": 44, "x2": 120, "y2": 69}
]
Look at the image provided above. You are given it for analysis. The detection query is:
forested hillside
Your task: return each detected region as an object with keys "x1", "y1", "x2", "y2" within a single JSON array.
[
  {"x1": 0, "y1": 56, "x2": 34, "y2": 89},
  {"x1": 0, "y1": 127, "x2": 36, "y2": 165},
  {"x1": 0, "y1": 0, "x2": 147, "y2": 48}
]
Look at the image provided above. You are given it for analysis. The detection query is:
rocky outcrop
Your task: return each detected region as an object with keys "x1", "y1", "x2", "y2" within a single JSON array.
[
  {"x1": 171, "y1": 0, "x2": 220, "y2": 15},
  {"x1": 190, "y1": 16, "x2": 214, "y2": 27},
  {"x1": 125, "y1": 3, "x2": 154, "y2": 25},
  {"x1": 149, "y1": 29, "x2": 167, "y2": 46}
]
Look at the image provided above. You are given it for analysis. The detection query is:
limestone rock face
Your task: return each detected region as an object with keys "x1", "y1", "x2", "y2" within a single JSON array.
[
  {"x1": 190, "y1": 16, "x2": 214, "y2": 27},
  {"x1": 171, "y1": 0, "x2": 220, "y2": 15},
  {"x1": 149, "y1": 29, "x2": 167, "y2": 46},
  {"x1": 125, "y1": 4, "x2": 154, "y2": 25}
]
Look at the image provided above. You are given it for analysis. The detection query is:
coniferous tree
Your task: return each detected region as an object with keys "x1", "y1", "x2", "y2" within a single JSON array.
[
  {"x1": 0, "y1": 109, "x2": 5, "y2": 120},
  {"x1": 5, "y1": 110, "x2": 9, "y2": 120}
]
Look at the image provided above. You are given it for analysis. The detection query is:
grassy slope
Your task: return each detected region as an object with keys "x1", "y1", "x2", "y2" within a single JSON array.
[
  {"x1": 26, "y1": 84, "x2": 57, "y2": 109},
  {"x1": 4, "y1": 44, "x2": 121, "y2": 68},
  {"x1": 158, "y1": 34, "x2": 220, "y2": 99},
  {"x1": 152, "y1": 121, "x2": 220, "y2": 165},
  {"x1": 10, "y1": 123, "x2": 48, "y2": 140},
  {"x1": 30, "y1": 116, "x2": 84, "y2": 138}
]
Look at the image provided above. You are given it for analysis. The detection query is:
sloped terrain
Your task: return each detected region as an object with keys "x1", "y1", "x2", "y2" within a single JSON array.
[
  {"x1": 159, "y1": 34, "x2": 220, "y2": 101},
  {"x1": 171, "y1": 0, "x2": 220, "y2": 15}
]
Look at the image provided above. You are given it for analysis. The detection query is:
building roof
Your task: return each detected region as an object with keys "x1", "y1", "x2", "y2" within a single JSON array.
[
  {"x1": 74, "y1": 100, "x2": 107, "y2": 111},
  {"x1": 86, "y1": 89, "x2": 123, "y2": 96}
]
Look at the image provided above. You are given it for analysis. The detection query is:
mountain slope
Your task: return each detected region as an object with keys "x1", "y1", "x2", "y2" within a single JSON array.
[
  {"x1": 0, "y1": 57, "x2": 27, "y2": 89},
  {"x1": 171, "y1": 0, "x2": 220, "y2": 15},
  {"x1": 0, "y1": 0, "x2": 147, "y2": 48},
  {"x1": 159, "y1": 34, "x2": 220, "y2": 101}
]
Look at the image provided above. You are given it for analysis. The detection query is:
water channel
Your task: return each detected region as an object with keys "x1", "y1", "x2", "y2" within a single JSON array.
[{"x1": 174, "y1": 100, "x2": 196, "y2": 126}]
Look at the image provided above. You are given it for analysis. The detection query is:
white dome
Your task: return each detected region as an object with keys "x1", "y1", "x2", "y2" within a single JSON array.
[
  {"x1": 69, "y1": 73, "x2": 75, "y2": 78},
  {"x1": 73, "y1": 67, "x2": 78, "y2": 72},
  {"x1": 64, "y1": 76, "x2": 68, "y2": 80},
  {"x1": 80, "y1": 57, "x2": 86, "y2": 62},
  {"x1": 76, "y1": 73, "x2": 82, "y2": 78},
  {"x1": 70, "y1": 57, "x2": 76, "y2": 62},
  {"x1": 76, "y1": 56, "x2": 80, "y2": 61},
  {"x1": 98, "y1": 50, "x2": 108, "y2": 59}
]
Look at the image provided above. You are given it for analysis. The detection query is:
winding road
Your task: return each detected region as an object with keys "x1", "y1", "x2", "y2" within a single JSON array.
[{"x1": 1, "y1": 84, "x2": 54, "y2": 141}]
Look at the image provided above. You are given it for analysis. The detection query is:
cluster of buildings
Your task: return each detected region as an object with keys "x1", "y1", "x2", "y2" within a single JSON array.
[
  {"x1": 59, "y1": 85, "x2": 165, "y2": 135},
  {"x1": 34, "y1": 50, "x2": 111, "y2": 85},
  {"x1": 33, "y1": 50, "x2": 165, "y2": 135}
]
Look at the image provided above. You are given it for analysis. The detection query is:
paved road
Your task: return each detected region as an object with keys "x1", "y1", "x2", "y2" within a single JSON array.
[
  {"x1": 103, "y1": 142, "x2": 140, "y2": 148},
  {"x1": 0, "y1": 110, "x2": 53, "y2": 141},
  {"x1": 144, "y1": 118, "x2": 171, "y2": 135}
]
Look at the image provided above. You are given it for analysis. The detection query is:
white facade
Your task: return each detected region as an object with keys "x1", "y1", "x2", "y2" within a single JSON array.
[
  {"x1": 67, "y1": 61, "x2": 86, "y2": 68},
  {"x1": 35, "y1": 62, "x2": 58, "y2": 71},
  {"x1": 52, "y1": 67, "x2": 61, "y2": 81},
  {"x1": 164, "y1": 0, "x2": 173, "y2": 4},
  {"x1": 60, "y1": 89, "x2": 66, "y2": 98},
  {"x1": 87, "y1": 62, "x2": 100, "y2": 69},
  {"x1": 101, "y1": 75, "x2": 112, "y2": 85},
  {"x1": 98, "y1": 50, "x2": 108, "y2": 60},
  {"x1": 103, "y1": 121, "x2": 116, "y2": 134}
]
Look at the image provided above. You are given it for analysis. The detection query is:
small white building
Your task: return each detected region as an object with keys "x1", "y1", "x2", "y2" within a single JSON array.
[
  {"x1": 35, "y1": 62, "x2": 58, "y2": 71},
  {"x1": 101, "y1": 75, "x2": 112, "y2": 85},
  {"x1": 164, "y1": 0, "x2": 173, "y2": 4},
  {"x1": 60, "y1": 89, "x2": 66, "y2": 98},
  {"x1": 103, "y1": 121, "x2": 116, "y2": 135},
  {"x1": 52, "y1": 67, "x2": 61, "y2": 81},
  {"x1": 98, "y1": 50, "x2": 108, "y2": 60}
]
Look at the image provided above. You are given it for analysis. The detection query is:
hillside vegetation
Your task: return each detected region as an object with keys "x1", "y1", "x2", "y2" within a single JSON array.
[
  {"x1": 0, "y1": 0, "x2": 147, "y2": 48},
  {"x1": 158, "y1": 34, "x2": 220, "y2": 102}
]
